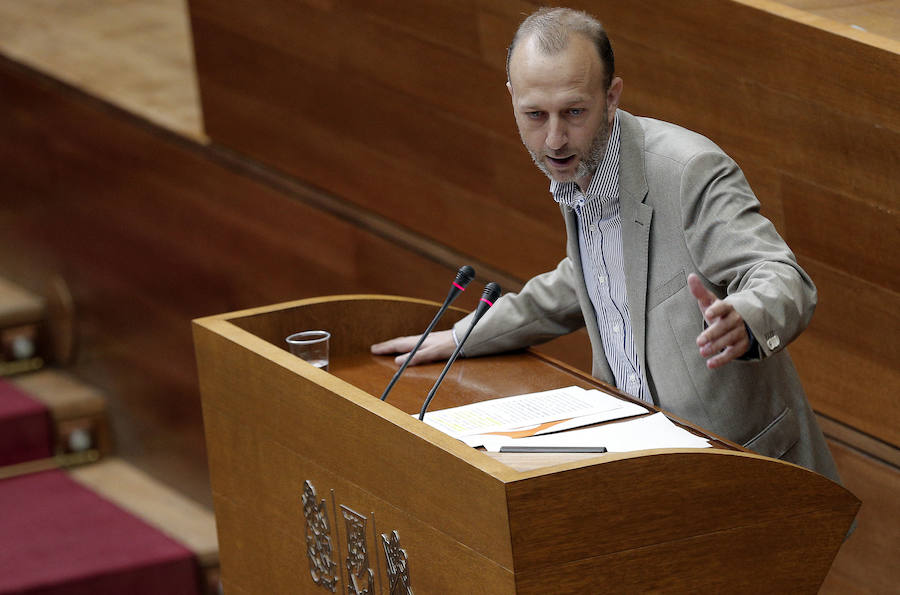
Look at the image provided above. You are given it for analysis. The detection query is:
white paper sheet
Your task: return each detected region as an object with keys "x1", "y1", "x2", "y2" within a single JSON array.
[
  {"x1": 419, "y1": 385, "x2": 647, "y2": 441},
  {"x1": 475, "y1": 412, "x2": 713, "y2": 453}
]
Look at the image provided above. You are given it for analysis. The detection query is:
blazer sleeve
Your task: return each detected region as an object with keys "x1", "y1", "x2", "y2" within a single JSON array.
[
  {"x1": 679, "y1": 151, "x2": 817, "y2": 357},
  {"x1": 451, "y1": 257, "x2": 585, "y2": 357}
]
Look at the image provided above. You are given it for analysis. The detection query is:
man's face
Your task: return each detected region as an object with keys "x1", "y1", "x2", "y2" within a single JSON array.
[{"x1": 507, "y1": 34, "x2": 621, "y2": 189}]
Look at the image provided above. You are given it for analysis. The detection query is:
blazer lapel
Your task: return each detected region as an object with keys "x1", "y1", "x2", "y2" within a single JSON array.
[{"x1": 617, "y1": 112, "x2": 653, "y2": 374}]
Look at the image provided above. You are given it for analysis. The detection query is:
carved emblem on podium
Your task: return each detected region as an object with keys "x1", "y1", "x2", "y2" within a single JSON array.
[
  {"x1": 301, "y1": 480, "x2": 413, "y2": 593},
  {"x1": 341, "y1": 506, "x2": 375, "y2": 595},
  {"x1": 382, "y1": 530, "x2": 413, "y2": 594},
  {"x1": 302, "y1": 480, "x2": 340, "y2": 591}
]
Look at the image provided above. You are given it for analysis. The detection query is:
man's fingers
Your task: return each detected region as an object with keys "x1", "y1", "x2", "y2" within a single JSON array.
[
  {"x1": 696, "y1": 306, "x2": 740, "y2": 346},
  {"x1": 687, "y1": 273, "x2": 716, "y2": 315},
  {"x1": 372, "y1": 330, "x2": 456, "y2": 367},
  {"x1": 393, "y1": 352, "x2": 414, "y2": 366},
  {"x1": 396, "y1": 344, "x2": 442, "y2": 366},
  {"x1": 370, "y1": 335, "x2": 420, "y2": 355},
  {"x1": 706, "y1": 345, "x2": 739, "y2": 369},
  {"x1": 699, "y1": 324, "x2": 746, "y2": 358},
  {"x1": 706, "y1": 331, "x2": 750, "y2": 368},
  {"x1": 700, "y1": 299, "x2": 733, "y2": 321}
]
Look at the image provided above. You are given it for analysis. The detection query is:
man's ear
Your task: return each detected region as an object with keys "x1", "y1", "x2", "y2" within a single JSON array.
[
  {"x1": 606, "y1": 76, "x2": 623, "y2": 122},
  {"x1": 506, "y1": 81, "x2": 513, "y2": 96}
]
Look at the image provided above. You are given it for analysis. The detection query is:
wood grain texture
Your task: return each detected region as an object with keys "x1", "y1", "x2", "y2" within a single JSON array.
[
  {"x1": 819, "y1": 414, "x2": 900, "y2": 469},
  {"x1": 820, "y1": 441, "x2": 900, "y2": 593},
  {"x1": 204, "y1": 410, "x2": 517, "y2": 594},
  {"x1": 790, "y1": 259, "x2": 900, "y2": 446},
  {"x1": 187, "y1": 0, "x2": 566, "y2": 281},
  {"x1": 504, "y1": 451, "x2": 856, "y2": 571},
  {"x1": 782, "y1": 176, "x2": 899, "y2": 292},
  {"x1": 193, "y1": 303, "x2": 519, "y2": 592},
  {"x1": 0, "y1": 55, "x2": 488, "y2": 506},
  {"x1": 0, "y1": 0, "x2": 203, "y2": 139},
  {"x1": 776, "y1": 0, "x2": 900, "y2": 40},
  {"x1": 515, "y1": 508, "x2": 852, "y2": 594}
]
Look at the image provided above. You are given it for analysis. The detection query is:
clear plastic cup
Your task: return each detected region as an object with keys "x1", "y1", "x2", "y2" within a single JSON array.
[{"x1": 285, "y1": 330, "x2": 330, "y2": 371}]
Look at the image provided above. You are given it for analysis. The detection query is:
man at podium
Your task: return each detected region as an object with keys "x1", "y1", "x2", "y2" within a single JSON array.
[{"x1": 372, "y1": 7, "x2": 839, "y2": 483}]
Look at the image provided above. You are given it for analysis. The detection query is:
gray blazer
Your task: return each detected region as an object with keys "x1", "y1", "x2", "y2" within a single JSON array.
[{"x1": 454, "y1": 110, "x2": 839, "y2": 482}]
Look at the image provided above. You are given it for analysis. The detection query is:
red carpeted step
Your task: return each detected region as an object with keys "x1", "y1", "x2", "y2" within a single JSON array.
[
  {"x1": 0, "y1": 469, "x2": 200, "y2": 595},
  {"x1": 0, "y1": 378, "x2": 53, "y2": 466}
]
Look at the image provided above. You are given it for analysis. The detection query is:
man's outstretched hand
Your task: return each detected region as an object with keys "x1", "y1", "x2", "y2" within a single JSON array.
[
  {"x1": 370, "y1": 329, "x2": 456, "y2": 366},
  {"x1": 688, "y1": 273, "x2": 750, "y2": 369}
]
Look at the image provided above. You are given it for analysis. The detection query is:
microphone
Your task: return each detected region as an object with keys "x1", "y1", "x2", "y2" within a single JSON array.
[
  {"x1": 380, "y1": 265, "x2": 476, "y2": 401},
  {"x1": 418, "y1": 282, "x2": 501, "y2": 420}
]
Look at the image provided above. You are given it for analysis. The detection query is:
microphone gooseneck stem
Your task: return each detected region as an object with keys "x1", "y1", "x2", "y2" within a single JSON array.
[
  {"x1": 418, "y1": 282, "x2": 500, "y2": 420},
  {"x1": 380, "y1": 300, "x2": 451, "y2": 401},
  {"x1": 380, "y1": 266, "x2": 475, "y2": 402},
  {"x1": 417, "y1": 322, "x2": 474, "y2": 420}
]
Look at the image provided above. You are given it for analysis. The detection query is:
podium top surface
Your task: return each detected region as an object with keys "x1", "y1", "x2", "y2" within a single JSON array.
[{"x1": 193, "y1": 294, "x2": 801, "y2": 480}]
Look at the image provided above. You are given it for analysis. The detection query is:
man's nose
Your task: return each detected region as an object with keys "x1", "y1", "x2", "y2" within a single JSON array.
[{"x1": 546, "y1": 117, "x2": 567, "y2": 151}]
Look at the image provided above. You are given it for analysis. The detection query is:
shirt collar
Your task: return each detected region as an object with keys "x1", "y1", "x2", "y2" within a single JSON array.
[{"x1": 551, "y1": 112, "x2": 621, "y2": 209}]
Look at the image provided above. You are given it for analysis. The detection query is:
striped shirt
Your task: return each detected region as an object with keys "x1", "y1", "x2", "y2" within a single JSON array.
[{"x1": 550, "y1": 114, "x2": 650, "y2": 402}]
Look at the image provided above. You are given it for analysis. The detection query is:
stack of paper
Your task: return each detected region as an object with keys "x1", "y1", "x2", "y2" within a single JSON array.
[
  {"x1": 478, "y1": 413, "x2": 713, "y2": 453},
  {"x1": 419, "y1": 386, "x2": 648, "y2": 447}
]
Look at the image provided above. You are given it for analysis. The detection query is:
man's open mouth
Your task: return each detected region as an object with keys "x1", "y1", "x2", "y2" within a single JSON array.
[{"x1": 547, "y1": 155, "x2": 576, "y2": 166}]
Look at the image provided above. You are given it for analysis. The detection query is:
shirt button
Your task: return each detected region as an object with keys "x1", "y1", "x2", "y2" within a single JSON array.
[
  {"x1": 766, "y1": 335, "x2": 781, "y2": 350},
  {"x1": 628, "y1": 373, "x2": 638, "y2": 383},
  {"x1": 589, "y1": 224, "x2": 597, "y2": 232},
  {"x1": 613, "y1": 325, "x2": 621, "y2": 334},
  {"x1": 598, "y1": 276, "x2": 606, "y2": 285}
]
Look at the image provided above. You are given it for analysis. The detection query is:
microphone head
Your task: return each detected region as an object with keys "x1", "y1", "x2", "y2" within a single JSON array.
[
  {"x1": 482, "y1": 282, "x2": 501, "y2": 304},
  {"x1": 454, "y1": 265, "x2": 476, "y2": 287}
]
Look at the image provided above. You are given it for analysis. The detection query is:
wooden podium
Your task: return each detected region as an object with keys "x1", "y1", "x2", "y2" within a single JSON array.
[{"x1": 192, "y1": 295, "x2": 858, "y2": 594}]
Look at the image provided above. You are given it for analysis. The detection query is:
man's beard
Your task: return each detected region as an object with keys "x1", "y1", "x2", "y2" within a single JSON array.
[{"x1": 527, "y1": 118, "x2": 610, "y2": 185}]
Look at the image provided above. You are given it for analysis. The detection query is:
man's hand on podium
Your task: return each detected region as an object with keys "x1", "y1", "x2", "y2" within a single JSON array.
[{"x1": 371, "y1": 330, "x2": 455, "y2": 366}]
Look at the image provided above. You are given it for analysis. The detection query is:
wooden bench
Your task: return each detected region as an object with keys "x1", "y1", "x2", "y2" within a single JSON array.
[
  {"x1": 10, "y1": 369, "x2": 112, "y2": 457},
  {"x1": 0, "y1": 277, "x2": 45, "y2": 376}
]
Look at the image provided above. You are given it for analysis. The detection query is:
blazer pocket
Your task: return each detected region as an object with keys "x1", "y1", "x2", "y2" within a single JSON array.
[
  {"x1": 648, "y1": 270, "x2": 687, "y2": 312},
  {"x1": 743, "y1": 406, "x2": 800, "y2": 460}
]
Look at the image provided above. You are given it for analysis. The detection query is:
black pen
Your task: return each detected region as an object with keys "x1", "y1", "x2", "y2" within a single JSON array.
[{"x1": 498, "y1": 446, "x2": 608, "y2": 453}]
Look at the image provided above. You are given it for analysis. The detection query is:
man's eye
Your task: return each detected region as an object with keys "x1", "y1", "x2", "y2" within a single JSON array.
[
  {"x1": 525, "y1": 111, "x2": 544, "y2": 119},
  {"x1": 568, "y1": 108, "x2": 585, "y2": 116}
]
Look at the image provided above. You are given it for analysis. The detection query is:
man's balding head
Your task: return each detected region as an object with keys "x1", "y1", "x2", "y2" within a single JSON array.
[{"x1": 506, "y1": 7, "x2": 615, "y2": 91}]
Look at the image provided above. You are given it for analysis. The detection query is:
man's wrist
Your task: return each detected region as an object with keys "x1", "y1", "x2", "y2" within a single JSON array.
[{"x1": 738, "y1": 322, "x2": 760, "y2": 360}]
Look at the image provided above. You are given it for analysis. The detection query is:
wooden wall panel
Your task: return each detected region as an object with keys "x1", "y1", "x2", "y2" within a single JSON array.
[
  {"x1": 0, "y1": 57, "x2": 489, "y2": 504},
  {"x1": 782, "y1": 177, "x2": 899, "y2": 292},
  {"x1": 611, "y1": 24, "x2": 899, "y2": 212},
  {"x1": 597, "y1": 0, "x2": 899, "y2": 129},
  {"x1": 790, "y1": 259, "x2": 899, "y2": 446},
  {"x1": 820, "y1": 441, "x2": 900, "y2": 593},
  {"x1": 188, "y1": 0, "x2": 563, "y2": 281}
]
